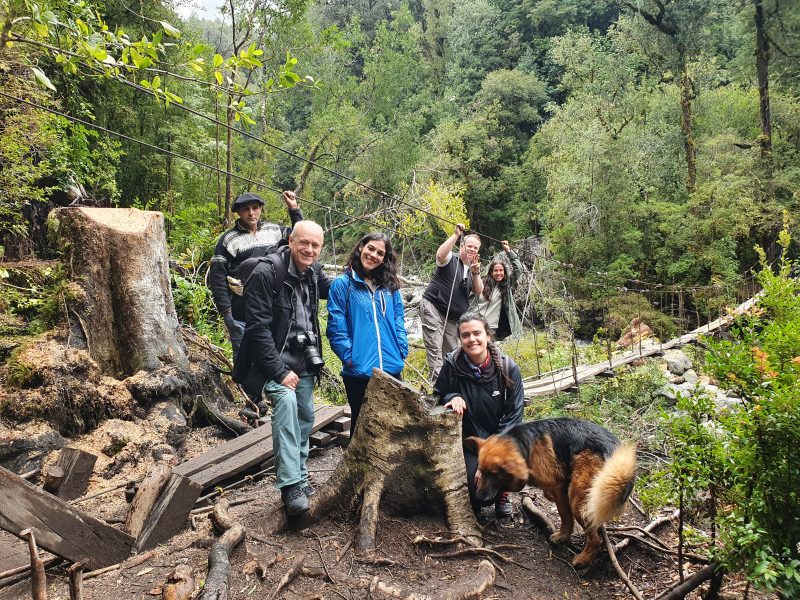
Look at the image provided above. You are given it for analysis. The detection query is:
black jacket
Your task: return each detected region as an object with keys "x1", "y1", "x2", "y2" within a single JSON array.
[
  {"x1": 434, "y1": 349, "x2": 525, "y2": 439},
  {"x1": 232, "y1": 246, "x2": 332, "y2": 399}
]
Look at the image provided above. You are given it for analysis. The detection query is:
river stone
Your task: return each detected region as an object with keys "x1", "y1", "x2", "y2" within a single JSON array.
[
  {"x1": 683, "y1": 369, "x2": 699, "y2": 383},
  {"x1": 664, "y1": 349, "x2": 692, "y2": 375}
]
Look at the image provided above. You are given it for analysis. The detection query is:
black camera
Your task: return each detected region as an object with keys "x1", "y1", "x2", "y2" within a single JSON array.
[{"x1": 295, "y1": 331, "x2": 324, "y2": 368}]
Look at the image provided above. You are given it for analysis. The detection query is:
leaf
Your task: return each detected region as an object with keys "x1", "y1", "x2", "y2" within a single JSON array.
[
  {"x1": 30, "y1": 66, "x2": 56, "y2": 91},
  {"x1": 213, "y1": 53, "x2": 223, "y2": 68},
  {"x1": 136, "y1": 567, "x2": 154, "y2": 576},
  {"x1": 160, "y1": 21, "x2": 181, "y2": 38},
  {"x1": 152, "y1": 75, "x2": 161, "y2": 90},
  {"x1": 214, "y1": 71, "x2": 223, "y2": 85},
  {"x1": 34, "y1": 21, "x2": 49, "y2": 37}
]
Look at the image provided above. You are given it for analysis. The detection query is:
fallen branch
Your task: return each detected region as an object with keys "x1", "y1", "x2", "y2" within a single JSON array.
[
  {"x1": 198, "y1": 498, "x2": 246, "y2": 600},
  {"x1": 20, "y1": 528, "x2": 46, "y2": 600},
  {"x1": 520, "y1": 496, "x2": 556, "y2": 538},
  {"x1": 412, "y1": 535, "x2": 473, "y2": 547},
  {"x1": 83, "y1": 549, "x2": 157, "y2": 580},
  {"x1": 655, "y1": 562, "x2": 721, "y2": 600},
  {"x1": 601, "y1": 526, "x2": 643, "y2": 600},
  {"x1": 611, "y1": 511, "x2": 676, "y2": 554},
  {"x1": 267, "y1": 553, "x2": 305, "y2": 600},
  {"x1": 161, "y1": 564, "x2": 194, "y2": 600},
  {"x1": 194, "y1": 396, "x2": 252, "y2": 436},
  {"x1": 609, "y1": 531, "x2": 709, "y2": 564},
  {"x1": 190, "y1": 496, "x2": 256, "y2": 516},
  {"x1": 427, "y1": 547, "x2": 530, "y2": 571}
]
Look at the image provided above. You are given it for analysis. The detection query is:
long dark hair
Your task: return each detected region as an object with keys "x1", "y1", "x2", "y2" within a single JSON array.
[
  {"x1": 346, "y1": 232, "x2": 401, "y2": 292},
  {"x1": 481, "y1": 260, "x2": 510, "y2": 301},
  {"x1": 456, "y1": 312, "x2": 514, "y2": 389}
]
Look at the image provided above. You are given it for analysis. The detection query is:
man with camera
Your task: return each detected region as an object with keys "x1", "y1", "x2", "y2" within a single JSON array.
[{"x1": 232, "y1": 220, "x2": 331, "y2": 516}]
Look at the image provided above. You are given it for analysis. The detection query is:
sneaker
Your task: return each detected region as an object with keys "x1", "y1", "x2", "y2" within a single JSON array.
[
  {"x1": 495, "y1": 491, "x2": 512, "y2": 517},
  {"x1": 281, "y1": 483, "x2": 310, "y2": 516},
  {"x1": 300, "y1": 481, "x2": 316, "y2": 497}
]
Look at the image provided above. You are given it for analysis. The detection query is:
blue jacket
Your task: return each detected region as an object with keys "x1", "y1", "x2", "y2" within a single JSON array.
[{"x1": 326, "y1": 270, "x2": 408, "y2": 379}]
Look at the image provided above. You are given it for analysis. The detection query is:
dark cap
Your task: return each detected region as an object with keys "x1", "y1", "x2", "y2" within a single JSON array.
[{"x1": 232, "y1": 192, "x2": 265, "y2": 211}]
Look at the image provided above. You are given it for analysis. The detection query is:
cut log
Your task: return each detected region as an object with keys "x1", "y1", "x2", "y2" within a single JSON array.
[
  {"x1": 134, "y1": 474, "x2": 201, "y2": 551},
  {"x1": 42, "y1": 465, "x2": 64, "y2": 495},
  {"x1": 0, "y1": 468, "x2": 134, "y2": 569},
  {"x1": 124, "y1": 464, "x2": 172, "y2": 538},
  {"x1": 49, "y1": 207, "x2": 188, "y2": 376},
  {"x1": 50, "y1": 447, "x2": 97, "y2": 501},
  {"x1": 273, "y1": 370, "x2": 481, "y2": 553}
]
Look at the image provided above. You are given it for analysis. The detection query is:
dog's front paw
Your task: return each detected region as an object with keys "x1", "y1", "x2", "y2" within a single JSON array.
[
  {"x1": 571, "y1": 553, "x2": 594, "y2": 569},
  {"x1": 549, "y1": 532, "x2": 571, "y2": 545}
]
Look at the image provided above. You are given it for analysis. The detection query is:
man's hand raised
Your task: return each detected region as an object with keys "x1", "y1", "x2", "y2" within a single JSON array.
[{"x1": 281, "y1": 190, "x2": 299, "y2": 210}]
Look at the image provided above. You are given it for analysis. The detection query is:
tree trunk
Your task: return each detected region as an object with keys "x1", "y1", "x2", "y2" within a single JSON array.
[
  {"x1": 225, "y1": 98, "x2": 234, "y2": 225},
  {"x1": 754, "y1": 0, "x2": 772, "y2": 165},
  {"x1": 50, "y1": 207, "x2": 189, "y2": 377},
  {"x1": 298, "y1": 370, "x2": 482, "y2": 553},
  {"x1": 679, "y1": 62, "x2": 697, "y2": 196}
]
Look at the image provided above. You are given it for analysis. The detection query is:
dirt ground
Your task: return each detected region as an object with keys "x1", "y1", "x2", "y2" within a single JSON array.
[{"x1": 0, "y1": 433, "x2": 766, "y2": 600}]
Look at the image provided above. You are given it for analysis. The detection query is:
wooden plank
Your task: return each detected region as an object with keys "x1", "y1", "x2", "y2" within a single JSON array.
[
  {"x1": 0, "y1": 467, "x2": 134, "y2": 569},
  {"x1": 124, "y1": 464, "x2": 172, "y2": 538},
  {"x1": 134, "y1": 474, "x2": 201, "y2": 551},
  {"x1": 175, "y1": 404, "x2": 344, "y2": 490},
  {"x1": 310, "y1": 431, "x2": 335, "y2": 447},
  {"x1": 0, "y1": 532, "x2": 30, "y2": 573},
  {"x1": 54, "y1": 447, "x2": 98, "y2": 501},
  {"x1": 328, "y1": 416, "x2": 351, "y2": 432}
]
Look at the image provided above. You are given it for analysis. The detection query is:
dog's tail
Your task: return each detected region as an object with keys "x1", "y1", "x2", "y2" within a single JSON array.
[{"x1": 584, "y1": 445, "x2": 637, "y2": 531}]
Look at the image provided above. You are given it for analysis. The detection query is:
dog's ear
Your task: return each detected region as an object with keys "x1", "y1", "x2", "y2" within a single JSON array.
[{"x1": 464, "y1": 436, "x2": 485, "y2": 453}]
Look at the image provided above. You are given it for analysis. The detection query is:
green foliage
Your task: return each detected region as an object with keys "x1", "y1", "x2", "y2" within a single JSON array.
[
  {"x1": 171, "y1": 271, "x2": 228, "y2": 350},
  {"x1": 645, "y1": 228, "x2": 800, "y2": 596}
]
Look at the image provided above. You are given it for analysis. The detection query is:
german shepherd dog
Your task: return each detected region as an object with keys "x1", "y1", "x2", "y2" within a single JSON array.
[{"x1": 465, "y1": 418, "x2": 636, "y2": 567}]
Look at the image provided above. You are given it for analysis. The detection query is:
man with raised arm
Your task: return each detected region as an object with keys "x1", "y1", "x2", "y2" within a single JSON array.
[
  {"x1": 419, "y1": 224, "x2": 482, "y2": 382},
  {"x1": 232, "y1": 220, "x2": 332, "y2": 516},
  {"x1": 209, "y1": 190, "x2": 302, "y2": 356}
]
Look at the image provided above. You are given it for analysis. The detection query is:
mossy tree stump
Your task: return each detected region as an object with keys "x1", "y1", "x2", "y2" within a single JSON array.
[
  {"x1": 50, "y1": 207, "x2": 188, "y2": 377},
  {"x1": 308, "y1": 369, "x2": 482, "y2": 552}
]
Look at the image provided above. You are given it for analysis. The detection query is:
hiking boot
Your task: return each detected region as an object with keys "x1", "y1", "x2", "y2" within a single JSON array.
[
  {"x1": 281, "y1": 483, "x2": 310, "y2": 516},
  {"x1": 495, "y1": 491, "x2": 512, "y2": 517},
  {"x1": 301, "y1": 481, "x2": 316, "y2": 497}
]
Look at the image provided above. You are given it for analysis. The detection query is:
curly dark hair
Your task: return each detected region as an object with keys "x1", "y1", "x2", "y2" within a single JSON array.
[
  {"x1": 346, "y1": 232, "x2": 401, "y2": 291},
  {"x1": 481, "y1": 260, "x2": 510, "y2": 301}
]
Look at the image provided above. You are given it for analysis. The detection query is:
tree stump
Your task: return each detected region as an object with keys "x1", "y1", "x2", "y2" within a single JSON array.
[
  {"x1": 307, "y1": 370, "x2": 482, "y2": 552},
  {"x1": 49, "y1": 207, "x2": 188, "y2": 376}
]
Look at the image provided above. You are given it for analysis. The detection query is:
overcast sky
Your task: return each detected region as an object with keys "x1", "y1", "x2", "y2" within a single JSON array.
[{"x1": 173, "y1": 0, "x2": 224, "y2": 20}]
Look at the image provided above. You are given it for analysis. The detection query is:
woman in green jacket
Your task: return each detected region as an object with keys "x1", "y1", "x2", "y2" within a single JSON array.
[{"x1": 471, "y1": 241, "x2": 524, "y2": 340}]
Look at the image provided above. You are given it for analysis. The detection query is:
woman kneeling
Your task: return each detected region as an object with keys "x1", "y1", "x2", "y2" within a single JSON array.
[{"x1": 434, "y1": 312, "x2": 525, "y2": 516}]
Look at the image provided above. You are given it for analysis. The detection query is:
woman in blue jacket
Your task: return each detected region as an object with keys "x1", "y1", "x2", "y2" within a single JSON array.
[{"x1": 327, "y1": 232, "x2": 408, "y2": 433}]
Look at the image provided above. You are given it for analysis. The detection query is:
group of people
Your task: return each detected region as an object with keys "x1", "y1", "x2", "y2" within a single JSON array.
[{"x1": 211, "y1": 191, "x2": 525, "y2": 517}]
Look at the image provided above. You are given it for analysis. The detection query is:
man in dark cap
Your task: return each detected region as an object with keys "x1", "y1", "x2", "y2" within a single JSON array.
[{"x1": 209, "y1": 190, "x2": 302, "y2": 355}]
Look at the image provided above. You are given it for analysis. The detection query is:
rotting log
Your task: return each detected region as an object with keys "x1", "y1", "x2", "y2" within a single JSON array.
[
  {"x1": 49, "y1": 207, "x2": 188, "y2": 376},
  {"x1": 262, "y1": 370, "x2": 482, "y2": 553},
  {"x1": 198, "y1": 498, "x2": 245, "y2": 600}
]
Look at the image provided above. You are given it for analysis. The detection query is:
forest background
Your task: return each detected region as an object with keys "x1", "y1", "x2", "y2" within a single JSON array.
[
  {"x1": 2, "y1": 0, "x2": 799, "y2": 343},
  {"x1": 1, "y1": 0, "x2": 800, "y2": 596}
]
